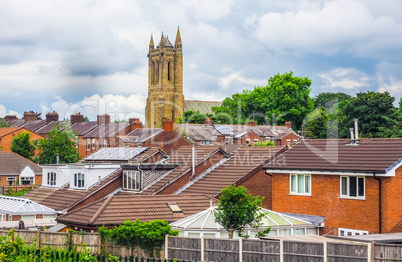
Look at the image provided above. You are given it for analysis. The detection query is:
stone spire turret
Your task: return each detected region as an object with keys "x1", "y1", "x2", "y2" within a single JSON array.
[
  {"x1": 149, "y1": 34, "x2": 154, "y2": 49},
  {"x1": 175, "y1": 27, "x2": 182, "y2": 49},
  {"x1": 158, "y1": 32, "x2": 166, "y2": 47}
]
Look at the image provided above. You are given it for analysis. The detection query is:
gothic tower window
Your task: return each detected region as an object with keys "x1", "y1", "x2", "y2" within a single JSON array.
[
  {"x1": 168, "y1": 60, "x2": 173, "y2": 81},
  {"x1": 151, "y1": 61, "x2": 155, "y2": 84},
  {"x1": 155, "y1": 59, "x2": 159, "y2": 84}
]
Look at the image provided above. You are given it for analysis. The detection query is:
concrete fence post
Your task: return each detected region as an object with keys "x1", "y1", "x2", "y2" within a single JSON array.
[
  {"x1": 165, "y1": 234, "x2": 169, "y2": 259},
  {"x1": 280, "y1": 239, "x2": 284, "y2": 262},
  {"x1": 323, "y1": 241, "x2": 327, "y2": 262},
  {"x1": 239, "y1": 238, "x2": 243, "y2": 262},
  {"x1": 201, "y1": 235, "x2": 205, "y2": 262}
]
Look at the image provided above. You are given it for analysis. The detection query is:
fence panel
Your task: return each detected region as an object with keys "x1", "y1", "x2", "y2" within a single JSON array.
[
  {"x1": 167, "y1": 236, "x2": 201, "y2": 261},
  {"x1": 327, "y1": 242, "x2": 368, "y2": 262},
  {"x1": 374, "y1": 243, "x2": 402, "y2": 262},
  {"x1": 41, "y1": 231, "x2": 67, "y2": 249},
  {"x1": 204, "y1": 238, "x2": 239, "y2": 262},
  {"x1": 283, "y1": 241, "x2": 324, "y2": 262},
  {"x1": 243, "y1": 239, "x2": 280, "y2": 262}
]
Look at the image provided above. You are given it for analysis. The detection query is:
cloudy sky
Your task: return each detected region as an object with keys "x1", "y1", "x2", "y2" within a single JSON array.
[{"x1": 1, "y1": 0, "x2": 401, "y2": 121}]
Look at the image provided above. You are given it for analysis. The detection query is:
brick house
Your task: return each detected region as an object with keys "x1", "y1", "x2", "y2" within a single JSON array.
[
  {"x1": 0, "y1": 127, "x2": 44, "y2": 153},
  {"x1": 264, "y1": 138, "x2": 402, "y2": 236},
  {"x1": 117, "y1": 119, "x2": 192, "y2": 153},
  {"x1": 0, "y1": 152, "x2": 42, "y2": 193}
]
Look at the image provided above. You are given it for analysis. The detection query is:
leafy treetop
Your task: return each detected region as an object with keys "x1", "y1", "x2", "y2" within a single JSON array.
[{"x1": 10, "y1": 131, "x2": 36, "y2": 159}]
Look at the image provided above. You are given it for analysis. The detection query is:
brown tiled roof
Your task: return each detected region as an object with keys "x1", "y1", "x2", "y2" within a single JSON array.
[
  {"x1": 27, "y1": 169, "x2": 123, "y2": 211},
  {"x1": 180, "y1": 146, "x2": 285, "y2": 196},
  {"x1": 83, "y1": 123, "x2": 130, "y2": 138},
  {"x1": 21, "y1": 120, "x2": 48, "y2": 132},
  {"x1": 21, "y1": 187, "x2": 58, "y2": 203},
  {"x1": 0, "y1": 152, "x2": 42, "y2": 175},
  {"x1": 0, "y1": 127, "x2": 23, "y2": 137},
  {"x1": 56, "y1": 194, "x2": 217, "y2": 226},
  {"x1": 264, "y1": 139, "x2": 402, "y2": 173},
  {"x1": 71, "y1": 122, "x2": 98, "y2": 136},
  {"x1": 141, "y1": 146, "x2": 227, "y2": 195},
  {"x1": 129, "y1": 147, "x2": 169, "y2": 163}
]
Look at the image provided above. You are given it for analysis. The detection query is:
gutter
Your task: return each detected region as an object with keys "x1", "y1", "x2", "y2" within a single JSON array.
[{"x1": 373, "y1": 173, "x2": 382, "y2": 233}]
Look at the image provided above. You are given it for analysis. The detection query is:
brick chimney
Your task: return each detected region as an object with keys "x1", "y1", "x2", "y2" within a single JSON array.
[
  {"x1": 5, "y1": 115, "x2": 17, "y2": 122},
  {"x1": 285, "y1": 121, "x2": 292, "y2": 129},
  {"x1": 23, "y1": 111, "x2": 37, "y2": 122},
  {"x1": 129, "y1": 118, "x2": 142, "y2": 131},
  {"x1": 247, "y1": 121, "x2": 256, "y2": 127},
  {"x1": 71, "y1": 113, "x2": 84, "y2": 125},
  {"x1": 97, "y1": 114, "x2": 111, "y2": 125},
  {"x1": 162, "y1": 118, "x2": 174, "y2": 132},
  {"x1": 204, "y1": 118, "x2": 214, "y2": 126},
  {"x1": 46, "y1": 111, "x2": 59, "y2": 123}
]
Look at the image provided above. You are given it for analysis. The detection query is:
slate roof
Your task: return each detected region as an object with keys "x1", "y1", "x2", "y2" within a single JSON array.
[
  {"x1": 179, "y1": 146, "x2": 285, "y2": 196},
  {"x1": 83, "y1": 123, "x2": 130, "y2": 138},
  {"x1": 0, "y1": 196, "x2": 56, "y2": 215},
  {"x1": 71, "y1": 122, "x2": 98, "y2": 136},
  {"x1": 124, "y1": 128, "x2": 164, "y2": 143},
  {"x1": 8, "y1": 119, "x2": 26, "y2": 127},
  {"x1": 56, "y1": 194, "x2": 218, "y2": 226},
  {"x1": 21, "y1": 120, "x2": 48, "y2": 132},
  {"x1": 264, "y1": 139, "x2": 402, "y2": 174},
  {"x1": 35, "y1": 121, "x2": 66, "y2": 135},
  {"x1": 174, "y1": 124, "x2": 220, "y2": 141},
  {"x1": 184, "y1": 100, "x2": 222, "y2": 115},
  {"x1": 0, "y1": 152, "x2": 42, "y2": 175}
]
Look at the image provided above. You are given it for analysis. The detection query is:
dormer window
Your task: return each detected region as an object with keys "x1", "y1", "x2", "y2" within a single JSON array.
[
  {"x1": 47, "y1": 172, "x2": 56, "y2": 186},
  {"x1": 74, "y1": 173, "x2": 85, "y2": 188},
  {"x1": 123, "y1": 170, "x2": 141, "y2": 191}
]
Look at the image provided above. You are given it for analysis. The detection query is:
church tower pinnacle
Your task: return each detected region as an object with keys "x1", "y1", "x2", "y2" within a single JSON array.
[{"x1": 145, "y1": 28, "x2": 184, "y2": 127}]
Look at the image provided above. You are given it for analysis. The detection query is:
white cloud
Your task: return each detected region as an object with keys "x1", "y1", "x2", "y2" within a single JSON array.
[
  {"x1": 376, "y1": 61, "x2": 402, "y2": 103},
  {"x1": 219, "y1": 72, "x2": 266, "y2": 91},
  {"x1": 251, "y1": 0, "x2": 402, "y2": 57},
  {"x1": 319, "y1": 68, "x2": 370, "y2": 90},
  {"x1": 41, "y1": 93, "x2": 147, "y2": 123},
  {"x1": 0, "y1": 105, "x2": 21, "y2": 118}
]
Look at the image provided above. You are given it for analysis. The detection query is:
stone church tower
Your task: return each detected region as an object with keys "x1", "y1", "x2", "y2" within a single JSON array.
[{"x1": 145, "y1": 28, "x2": 185, "y2": 127}]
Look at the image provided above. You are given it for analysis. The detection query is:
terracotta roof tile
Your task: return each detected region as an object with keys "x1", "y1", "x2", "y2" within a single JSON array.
[{"x1": 264, "y1": 139, "x2": 402, "y2": 173}]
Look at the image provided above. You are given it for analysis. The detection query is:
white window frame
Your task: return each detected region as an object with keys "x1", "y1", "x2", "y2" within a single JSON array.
[
  {"x1": 208, "y1": 141, "x2": 214, "y2": 145},
  {"x1": 293, "y1": 139, "x2": 298, "y2": 146},
  {"x1": 225, "y1": 137, "x2": 231, "y2": 144},
  {"x1": 340, "y1": 176, "x2": 365, "y2": 199},
  {"x1": 286, "y1": 139, "x2": 291, "y2": 147},
  {"x1": 339, "y1": 228, "x2": 368, "y2": 236},
  {"x1": 96, "y1": 140, "x2": 99, "y2": 149},
  {"x1": 200, "y1": 141, "x2": 207, "y2": 145},
  {"x1": 246, "y1": 139, "x2": 251, "y2": 145},
  {"x1": 47, "y1": 172, "x2": 56, "y2": 186},
  {"x1": 254, "y1": 139, "x2": 259, "y2": 143},
  {"x1": 91, "y1": 139, "x2": 96, "y2": 149},
  {"x1": 86, "y1": 139, "x2": 91, "y2": 151},
  {"x1": 6, "y1": 177, "x2": 16, "y2": 186},
  {"x1": 290, "y1": 174, "x2": 311, "y2": 196},
  {"x1": 74, "y1": 173, "x2": 85, "y2": 188},
  {"x1": 20, "y1": 177, "x2": 34, "y2": 185},
  {"x1": 123, "y1": 170, "x2": 142, "y2": 191}
]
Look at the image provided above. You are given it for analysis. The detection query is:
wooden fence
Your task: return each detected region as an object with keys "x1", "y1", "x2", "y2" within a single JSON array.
[
  {"x1": 166, "y1": 236, "x2": 402, "y2": 262},
  {"x1": 2, "y1": 230, "x2": 402, "y2": 261}
]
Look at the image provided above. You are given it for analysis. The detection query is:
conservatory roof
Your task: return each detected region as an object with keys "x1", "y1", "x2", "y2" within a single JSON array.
[
  {"x1": 170, "y1": 206, "x2": 314, "y2": 230},
  {"x1": 0, "y1": 196, "x2": 56, "y2": 215}
]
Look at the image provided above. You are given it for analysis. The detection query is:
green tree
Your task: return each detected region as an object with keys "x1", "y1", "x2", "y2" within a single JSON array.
[
  {"x1": 0, "y1": 118, "x2": 11, "y2": 127},
  {"x1": 10, "y1": 131, "x2": 35, "y2": 159},
  {"x1": 313, "y1": 92, "x2": 352, "y2": 108},
  {"x1": 181, "y1": 110, "x2": 212, "y2": 124},
  {"x1": 377, "y1": 99, "x2": 402, "y2": 138},
  {"x1": 37, "y1": 122, "x2": 80, "y2": 164},
  {"x1": 215, "y1": 185, "x2": 270, "y2": 239},
  {"x1": 212, "y1": 72, "x2": 314, "y2": 130},
  {"x1": 341, "y1": 91, "x2": 396, "y2": 138}
]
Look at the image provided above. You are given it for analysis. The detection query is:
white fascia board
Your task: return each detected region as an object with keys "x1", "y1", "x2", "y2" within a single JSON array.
[
  {"x1": 264, "y1": 169, "x2": 387, "y2": 177},
  {"x1": 385, "y1": 158, "x2": 402, "y2": 177}
]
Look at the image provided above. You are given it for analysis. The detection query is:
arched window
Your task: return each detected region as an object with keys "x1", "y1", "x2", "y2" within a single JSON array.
[
  {"x1": 168, "y1": 60, "x2": 173, "y2": 81},
  {"x1": 151, "y1": 61, "x2": 155, "y2": 84},
  {"x1": 155, "y1": 60, "x2": 159, "y2": 84}
]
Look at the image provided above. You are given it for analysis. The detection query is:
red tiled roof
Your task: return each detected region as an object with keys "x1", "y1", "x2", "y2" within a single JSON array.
[
  {"x1": 264, "y1": 139, "x2": 402, "y2": 173},
  {"x1": 180, "y1": 146, "x2": 284, "y2": 196},
  {"x1": 56, "y1": 194, "x2": 217, "y2": 226}
]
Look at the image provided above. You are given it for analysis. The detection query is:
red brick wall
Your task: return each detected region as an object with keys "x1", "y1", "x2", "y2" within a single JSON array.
[
  {"x1": 239, "y1": 132, "x2": 262, "y2": 145},
  {"x1": 276, "y1": 133, "x2": 300, "y2": 147},
  {"x1": 272, "y1": 173, "x2": 380, "y2": 235},
  {"x1": 158, "y1": 151, "x2": 226, "y2": 194},
  {"x1": 382, "y1": 166, "x2": 402, "y2": 233},
  {"x1": 142, "y1": 131, "x2": 191, "y2": 154},
  {"x1": 36, "y1": 214, "x2": 43, "y2": 219},
  {"x1": 239, "y1": 169, "x2": 272, "y2": 209},
  {"x1": 0, "y1": 128, "x2": 44, "y2": 154}
]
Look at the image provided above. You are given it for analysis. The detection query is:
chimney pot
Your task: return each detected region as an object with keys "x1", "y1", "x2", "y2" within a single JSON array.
[
  {"x1": 162, "y1": 118, "x2": 174, "y2": 132},
  {"x1": 97, "y1": 114, "x2": 111, "y2": 125},
  {"x1": 46, "y1": 111, "x2": 59, "y2": 123},
  {"x1": 247, "y1": 121, "x2": 256, "y2": 127},
  {"x1": 71, "y1": 113, "x2": 84, "y2": 125}
]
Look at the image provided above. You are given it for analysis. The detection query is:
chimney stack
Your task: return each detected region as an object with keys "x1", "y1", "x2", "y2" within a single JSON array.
[
  {"x1": 129, "y1": 118, "x2": 142, "y2": 131},
  {"x1": 71, "y1": 113, "x2": 84, "y2": 125},
  {"x1": 23, "y1": 111, "x2": 37, "y2": 122},
  {"x1": 247, "y1": 121, "x2": 256, "y2": 127},
  {"x1": 204, "y1": 118, "x2": 214, "y2": 126},
  {"x1": 97, "y1": 114, "x2": 111, "y2": 125},
  {"x1": 162, "y1": 118, "x2": 174, "y2": 132},
  {"x1": 285, "y1": 121, "x2": 292, "y2": 129},
  {"x1": 4, "y1": 115, "x2": 17, "y2": 122},
  {"x1": 46, "y1": 111, "x2": 59, "y2": 123},
  {"x1": 354, "y1": 119, "x2": 359, "y2": 141},
  {"x1": 349, "y1": 128, "x2": 354, "y2": 141}
]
